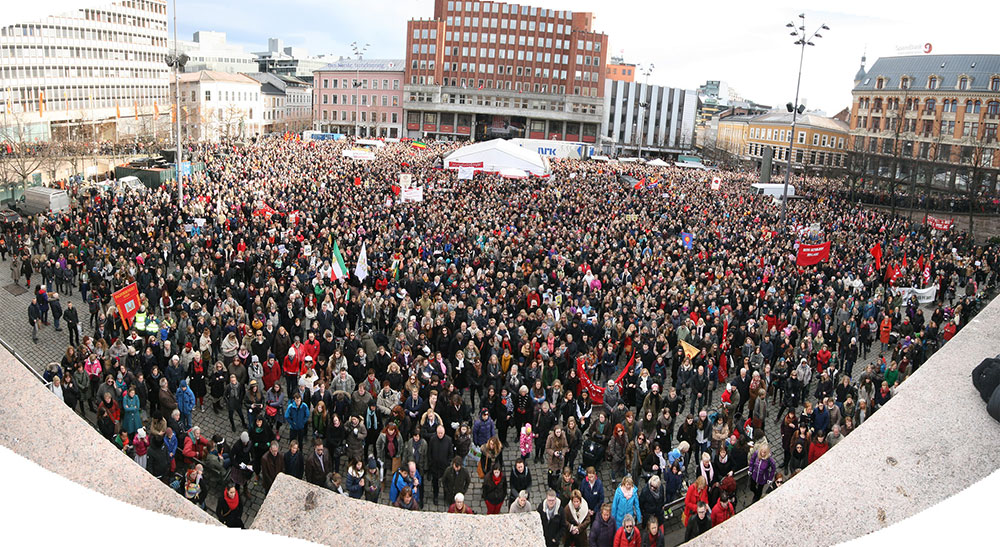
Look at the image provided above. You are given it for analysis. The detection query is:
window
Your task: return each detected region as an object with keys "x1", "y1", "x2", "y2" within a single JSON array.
[
  {"x1": 798, "y1": 131, "x2": 805, "y2": 144},
  {"x1": 822, "y1": 135, "x2": 828, "y2": 147},
  {"x1": 928, "y1": 76, "x2": 939, "y2": 89},
  {"x1": 959, "y1": 77, "x2": 968, "y2": 90},
  {"x1": 900, "y1": 77, "x2": 909, "y2": 89},
  {"x1": 925, "y1": 98, "x2": 936, "y2": 113},
  {"x1": 875, "y1": 78, "x2": 884, "y2": 89},
  {"x1": 205, "y1": 90, "x2": 210, "y2": 101},
  {"x1": 812, "y1": 134, "x2": 819, "y2": 146},
  {"x1": 992, "y1": 78, "x2": 1000, "y2": 92}
]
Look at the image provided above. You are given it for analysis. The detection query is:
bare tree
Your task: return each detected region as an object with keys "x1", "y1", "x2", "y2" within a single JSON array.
[
  {"x1": 960, "y1": 127, "x2": 997, "y2": 239},
  {"x1": 0, "y1": 110, "x2": 57, "y2": 195}
]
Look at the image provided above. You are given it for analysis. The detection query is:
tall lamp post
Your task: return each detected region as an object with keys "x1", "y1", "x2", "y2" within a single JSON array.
[
  {"x1": 636, "y1": 63, "x2": 654, "y2": 160},
  {"x1": 351, "y1": 41, "x2": 369, "y2": 137},
  {"x1": 165, "y1": 0, "x2": 188, "y2": 205},
  {"x1": 779, "y1": 14, "x2": 828, "y2": 231}
]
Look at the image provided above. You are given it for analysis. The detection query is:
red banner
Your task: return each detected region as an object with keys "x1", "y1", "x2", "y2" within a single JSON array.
[
  {"x1": 796, "y1": 241, "x2": 831, "y2": 266},
  {"x1": 925, "y1": 215, "x2": 954, "y2": 231},
  {"x1": 112, "y1": 283, "x2": 141, "y2": 329}
]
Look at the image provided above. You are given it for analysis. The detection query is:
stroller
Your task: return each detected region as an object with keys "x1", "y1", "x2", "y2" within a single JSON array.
[{"x1": 579, "y1": 437, "x2": 606, "y2": 476}]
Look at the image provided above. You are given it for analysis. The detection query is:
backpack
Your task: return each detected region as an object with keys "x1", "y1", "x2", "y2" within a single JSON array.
[{"x1": 972, "y1": 357, "x2": 1000, "y2": 403}]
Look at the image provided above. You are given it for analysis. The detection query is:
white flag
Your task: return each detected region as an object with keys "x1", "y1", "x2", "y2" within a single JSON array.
[{"x1": 354, "y1": 242, "x2": 369, "y2": 282}]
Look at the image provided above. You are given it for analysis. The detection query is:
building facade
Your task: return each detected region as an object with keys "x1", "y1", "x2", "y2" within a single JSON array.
[
  {"x1": 601, "y1": 79, "x2": 697, "y2": 157},
  {"x1": 172, "y1": 71, "x2": 263, "y2": 142},
  {"x1": 254, "y1": 38, "x2": 333, "y2": 80},
  {"x1": 247, "y1": 72, "x2": 313, "y2": 134},
  {"x1": 717, "y1": 111, "x2": 850, "y2": 174},
  {"x1": 0, "y1": 0, "x2": 170, "y2": 142},
  {"x1": 312, "y1": 59, "x2": 404, "y2": 137},
  {"x1": 173, "y1": 31, "x2": 257, "y2": 74},
  {"x1": 606, "y1": 56, "x2": 635, "y2": 82},
  {"x1": 403, "y1": 0, "x2": 608, "y2": 142},
  {"x1": 848, "y1": 54, "x2": 1000, "y2": 197}
]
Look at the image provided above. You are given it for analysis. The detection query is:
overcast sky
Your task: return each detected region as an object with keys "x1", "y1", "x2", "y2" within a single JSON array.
[{"x1": 7, "y1": 0, "x2": 1000, "y2": 114}]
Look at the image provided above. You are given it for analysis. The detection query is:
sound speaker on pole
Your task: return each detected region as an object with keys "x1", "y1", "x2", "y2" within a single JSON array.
[{"x1": 761, "y1": 145, "x2": 774, "y2": 184}]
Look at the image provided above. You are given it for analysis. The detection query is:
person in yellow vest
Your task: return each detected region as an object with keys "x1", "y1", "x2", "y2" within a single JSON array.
[{"x1": 134, "y1": 306, "x2": 148, "y2": 333}]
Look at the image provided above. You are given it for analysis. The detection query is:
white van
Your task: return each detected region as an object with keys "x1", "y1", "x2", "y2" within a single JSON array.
[
  {"x1": 117, "y1": 176, "x2": 147, "y2": 193},
  {"x1": 21, "y1": 187, "x2": 71, "y2": 215},
  {"x1": 750, "y1": 183, "x2": 795, "y2": 199}
]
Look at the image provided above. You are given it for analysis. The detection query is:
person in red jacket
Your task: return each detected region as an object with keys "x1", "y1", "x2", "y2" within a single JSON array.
[
  {"x1": 682, "y1": 476, "x2": 710, "y2": 527},
  {"x1": 301, "y1": 332, "x2": 321, "y2": 364},
  {"x1": 262, "y1": 354, "x2": 282, "y2": 390},
  {"x1": 613, "y1": 514, "x2": 641, "y2": 547},
  {"x1": 808, "y1": 431, "x2": 830, "y2": 464},
  {"x1": 711, "y1": 492, "x2": 735, "y2": 526},
  {"x1": 283, "y1": 347, "x2": 302, "y2": 394},
  {"x1": 815, "y1": 345, "x2": 832, "y2": 374},
  {"x1": 942, "y1": 320, "x2": 957, "y2": 342}
]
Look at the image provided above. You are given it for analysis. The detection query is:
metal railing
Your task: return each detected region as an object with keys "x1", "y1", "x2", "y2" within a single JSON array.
[{"x1": 0, "y1": 334, "x2": 52, "y2": 389}]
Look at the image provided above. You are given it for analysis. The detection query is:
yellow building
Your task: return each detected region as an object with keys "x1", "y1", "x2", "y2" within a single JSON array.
[{"x1": 717, "y1": 111, "x2": 850, "y2": 173}]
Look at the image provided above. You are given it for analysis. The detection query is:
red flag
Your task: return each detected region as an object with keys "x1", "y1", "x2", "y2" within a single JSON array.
[
  {"x1": 916, "y1": 255, "x2": 924, "y2": 275},
  {"x1": 633, "y1": 177, "x2": 645, "y2": 190},
  {"x1": 112, "y1": 283, "x2": 141, "y2": 330},
  {"x1": 796, "y1": 241, "x2": 831, "y2": 266},
  {"x1": 902, "y1": 253, "x2": 908, "y2": 269},
  {"x1": 870, "y1": 242, "x2": 883, "y2": 271},
  {"x1": 353, "y1": 176, "x2": 362, "y2": 186},
  {"x1": 922, "y1": 254, "x2": 933, "y2": 286}
]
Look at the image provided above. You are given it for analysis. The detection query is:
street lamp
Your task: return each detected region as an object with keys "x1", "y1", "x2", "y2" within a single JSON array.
[
  {"x1": 636, "y1": 63, "x2": 654, "y2": 159},
  {"x1": 779, "y1": 14, "x2": 828, "y2": 231},
  {"x1": 165, "y1": 0, "x2": 188, "y2": 205},
  {"x1": 351, "y1": 41, "x2": 369, "y2": 137}
]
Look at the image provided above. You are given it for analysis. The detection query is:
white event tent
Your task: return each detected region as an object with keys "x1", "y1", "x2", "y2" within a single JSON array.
[{"x1": 443, "y1": 139, "x2": 550, "y2": 176}]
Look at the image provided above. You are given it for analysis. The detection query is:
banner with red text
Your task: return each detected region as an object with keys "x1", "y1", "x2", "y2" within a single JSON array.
[{"x1": 796, "y1": 241, "x2": 831, "y2": 266}]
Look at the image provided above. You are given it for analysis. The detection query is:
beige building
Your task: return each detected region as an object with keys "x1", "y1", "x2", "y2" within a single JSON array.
[{"x1": 717, "y1": 111, "x2": 849, "y2": 173}]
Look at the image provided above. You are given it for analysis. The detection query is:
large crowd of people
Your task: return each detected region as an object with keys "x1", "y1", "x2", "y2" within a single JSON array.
[{"x1": 3, "y1": 135, "x2": 997, "y2": 544}]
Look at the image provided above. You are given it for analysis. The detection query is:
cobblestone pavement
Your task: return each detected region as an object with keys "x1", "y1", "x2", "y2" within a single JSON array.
[{"x1": 0, "y1": 255, "x2": 960, "y2": 532}]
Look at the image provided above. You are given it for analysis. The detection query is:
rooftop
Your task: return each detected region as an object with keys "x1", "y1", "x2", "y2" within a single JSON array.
[
  {"x1": 854, "y1": 54, "x2": 1000, "y2": 92},
  {"x1": 177, "y1": 70, "x2": 260, "y2": 85}
]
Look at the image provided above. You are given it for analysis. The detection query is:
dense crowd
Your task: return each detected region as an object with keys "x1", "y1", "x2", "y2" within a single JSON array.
[{"x1": 2, "y1": 136, "x2": 997, "y2": 544}]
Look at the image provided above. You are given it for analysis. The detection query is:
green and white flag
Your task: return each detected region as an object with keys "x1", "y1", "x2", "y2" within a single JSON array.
[
  {"x1": 330, "y1": 242, "x2": 349, "y2": 281},
  {"x1": 355, "y1": 242, "x2": 369, "y2": 282}
]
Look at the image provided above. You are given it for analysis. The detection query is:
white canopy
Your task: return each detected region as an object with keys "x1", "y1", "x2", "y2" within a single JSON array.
[
  {"x1": 498, "y1": 167, "x2": 529, "y2": 179},
  {"x1": 443, "y1": 139, "x2": 550, "y2": 176},
  {"x1": 646, "y1": 158, "x2": 669, "y2": 167}
]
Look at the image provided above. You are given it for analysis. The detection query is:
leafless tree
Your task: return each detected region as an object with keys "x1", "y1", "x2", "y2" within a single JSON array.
[{"x1": 0, "y1": 110, "x2": 57, "y2": 195}]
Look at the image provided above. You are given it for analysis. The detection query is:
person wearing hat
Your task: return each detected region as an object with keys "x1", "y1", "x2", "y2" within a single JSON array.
[
  {"x1": 363, "y1": 456, "x2": 382, "y2": 503},
  {"x1": 175, "y1": 379, "x2": 196, "y2": 431},
  {"x1": 132, "y1": 427, "x2": 149, "y2": 469}
]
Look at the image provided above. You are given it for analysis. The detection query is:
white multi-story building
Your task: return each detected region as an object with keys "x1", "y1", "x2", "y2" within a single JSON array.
[
  {"x1": 172, "y1": 30, "x2": 256, "y2": 74},
  {"x1": 172, "y1": 70, "x2": 263, "y2": 142},
  {"x1": 0, "y1": 1, "x2": 170, "y2": 142},
  {"x1": 601, "y1": 79, "x2": 698, "y2": 157}
]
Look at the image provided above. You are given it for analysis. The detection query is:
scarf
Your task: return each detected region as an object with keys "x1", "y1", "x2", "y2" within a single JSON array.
[
  {"x1": 492, "y1": 473, "x2": 503, "y2": 485},
  {"x1": 620, "y1": 485, "x2": 634, "y2": 499},
  {"x1": 224, "y1": 488, "x2": 239, "y2": 511},
  {"x1": 568, "y1": 499, "x2": 589, "y2": 525}
]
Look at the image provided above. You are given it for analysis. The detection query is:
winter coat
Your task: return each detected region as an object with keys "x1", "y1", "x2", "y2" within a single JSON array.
[
  {"x1": 748, "y1": 450, "x2": 777, "y2": 486},
  {"x1": 284, "y1": 400, "x2": 311, "y2": 431},
  {"x1": 611, "y1": 486, "x2": 641, "y2": 528},
  {"x1": 483, "y1": 472, "x2": 508, "y2": 506},
  {"x1": 538, "y1": 499, "x2": 566, "y2": 547},
  {"x1": 472, "y1": 415, "x2": 497, "y2": 446},
  {"x1": 589, "y1": 513, "x2": 617, "y2": 547},
  {"x1": 442, "y1": 465, "x2": 472, "y2": 503},
  {"x1": 121, "y1": 393, "x2": 143, "y2": 434},
  {"x1": 175, "y1": 382, "x2": 196, "y2": 414}
]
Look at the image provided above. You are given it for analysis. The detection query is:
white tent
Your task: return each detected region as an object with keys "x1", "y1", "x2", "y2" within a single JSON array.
[
  {"x1": 646, "y1": 158, "x2": 669, "y2": 167},
  {"x1": 443, "y1": 139, "x2": 550, "y2": 176},
  {"x1": 498, "y1": 167, "x2": 529, "y2": 179}
]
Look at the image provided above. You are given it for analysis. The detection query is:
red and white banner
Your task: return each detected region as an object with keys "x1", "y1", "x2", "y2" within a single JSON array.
[
  {"x1": 710, "y1": 176, "x2": 721, "y2": 191},
  {"x1": 796, "y1": 241, "x2": 831, "y2": 266},
  {"x1": 922, "y1": 254, "x2": 934, "y2": 286},
  {"x1": 112, "y1": 283, "x2": 141, "y2": 329},
  {"x1": 925, "y1": 215, "x2": 954, "y2": 231}
]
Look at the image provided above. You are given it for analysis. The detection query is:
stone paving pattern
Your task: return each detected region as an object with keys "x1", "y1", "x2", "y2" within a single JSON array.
[{"x1": 0, "y1": 255, "x2": 973, "y2": 540}]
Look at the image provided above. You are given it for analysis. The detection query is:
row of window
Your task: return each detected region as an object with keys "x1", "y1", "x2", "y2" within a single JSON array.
[
  {"x1": 747, "y1": 142, "x2": 846, "y2": 167},
  {"x1": 445, "y1": 1, "x2": 573, "y2": 20},
  {"x1": 4, "y1": 84, "x2": 167, "y2": 113},
  {"x1": 320, "y1": 109, "x2": 399, "y2": 124},
  {"x1": 748, "y1": 126, "x2": 845, "y2": 149},
  {"x1": 320, "y1": 93, "x2": 400, "y2": 107},
  {"x1": 859, "y1": 96, "x2": 999, "y2": 115},
  {"x1": 2, "y1": 64, "x2": 166, "y2": 83},
  {"x1": 856, "y1": 137, "x2": 996, "y2": 166},
  {"x1": 406, "y1": 74, "x2": 598, "y2": 97},
  {"x1": 1, "y1": 44, "x2": 164, "y2": 64},
  {"x1": 872, "y1": 75, "x2": 1000, "y2": 92},
  {"x1": 186, "y1": 89, "x2": 260, "y2": 103},
  {"x1": 320, "y1": 78, "x2": 400, "y2": 90},
  {"x1": 856, "y1": 115, "x2": 998, "y2": 139}
]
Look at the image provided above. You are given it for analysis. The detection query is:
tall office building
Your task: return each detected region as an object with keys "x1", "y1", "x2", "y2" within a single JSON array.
[
  {"x1": 404, "y1": 0, "x2": 608, "y2": 142},
  {"x1": 601, "y1": 79, "x2": 697, "y2": 157},
  {"x1": 0, "y1": 1, "x2": 170, "y2": 142}
]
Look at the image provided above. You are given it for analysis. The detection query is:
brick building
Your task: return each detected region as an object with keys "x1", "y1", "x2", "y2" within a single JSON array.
[
  {"x1": 312, "y1": 59, "x2": 404, "y2": 137},
  {"x1": 404, "y1": 0, "x2": 608, "y2": 142},
  {"x1": 848, "y1": 54, "x2": 1000, "y2": 197}
]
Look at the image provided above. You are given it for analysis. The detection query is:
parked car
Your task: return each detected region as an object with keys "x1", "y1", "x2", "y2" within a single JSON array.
[{"x1": 0, "y1": 209, "x2": 23, "y2": 225}]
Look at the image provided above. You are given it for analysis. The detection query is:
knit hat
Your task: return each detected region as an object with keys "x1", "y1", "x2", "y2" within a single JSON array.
[
  {"x1": 367, "y1": 457, "x2": 378, "y2": 469},
  {"x1": 136, "y1": 427, "x2": 146, "y2": 439}
]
